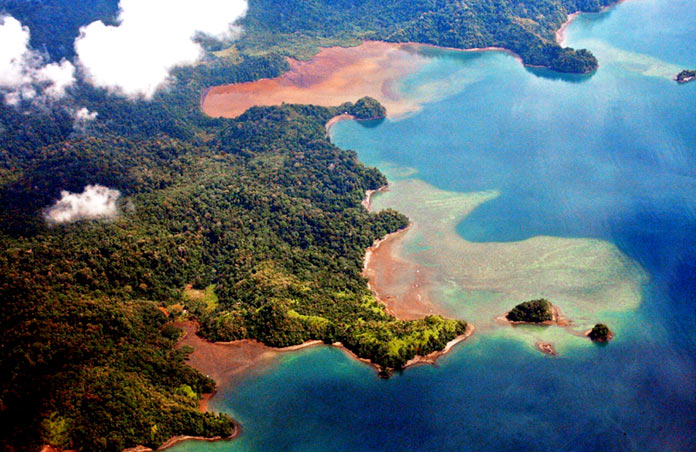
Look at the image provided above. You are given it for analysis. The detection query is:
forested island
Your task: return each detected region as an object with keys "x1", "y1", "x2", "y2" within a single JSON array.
[
  {"x1": 588, "y1": 323, "x2": 614, "y2": 342},
  {"x1": 676, "y1": 70, "x2": 696, "y2": 84},
  {"x1": 0, "y1": 0, "x2": 620, "y2": 450},
  {"x1": 506, "y1": 299, "x2": 555, "y2": 323}
]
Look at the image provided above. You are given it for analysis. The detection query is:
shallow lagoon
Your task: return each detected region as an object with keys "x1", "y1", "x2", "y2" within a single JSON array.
[{"x1": 172, "y1": 0, "x2": 696, "y2": 450}]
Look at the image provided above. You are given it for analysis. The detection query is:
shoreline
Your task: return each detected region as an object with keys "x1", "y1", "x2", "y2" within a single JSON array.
[
  {"x1": 556, "y1": 12, "x2": 581, "y2": 46},
  {"x1": 402, "y1": 324, "x2": 475, "y2": 369},
  {"x1": 361, "y1": 184, "x2": 388, "y2": 210},
  {"x1": 333, "y1": 324, "x2": 475, "y2": 376},
  {"x1": 359, "y1": 183, "x2": 445, "y2": 321},
  {"x1": 535, "y1": 341, "x2": 558, "y2": 356},
  {"x1": 362, "y1": 224, "x2": 414, "y2": 318},
  {"x1": 153, "y1": 432, "x2": 239, "y2": 452},
  {"x1": 325, "y1": 113, "x2": 355, "y2": 135},
  {"x1": 394, "y1": 41, "x2": 531, "y2": 68},
  {"x1": 173, "y1": 2, "x2": 635, "y2": 443},
  {"x1": 557, "y1": 0, "x2": 632, "y2": 46},
  {"x1": 583, "y1": 328, "x2": 615, "y2": 342}
]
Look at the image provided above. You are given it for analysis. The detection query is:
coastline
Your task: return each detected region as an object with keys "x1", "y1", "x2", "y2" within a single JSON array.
[
  {"x1": 361, "y1": 184, "x2": 388, "y2": 210},
  {"x1": 402, "y1": 324, "x2": 475, "y2": 368},
  {"x1": 557, "y1": 0, "x2": 632, "y2": 45},
  {"x1": 171, "y1": 3, "x2": 637, "y2": 441},
  {"x1": 583, "y1": 328, "x2": 615, "y2": 342},
  {"x1": 122, "y1": 430, "x2": 240, "y2": 452},
  {"x1": 201, "y1": 0, "x2": 631, "y2": 121},
  {"x1": 202, "y1": 41, "x2": 430, "y2": 119},
  {"x1": 535, "y1": 341, "x2": 558, "y2": 356},
  {"x1": 360, "y1": 183, "x2": 446, "y2": 320},
  {"x1": 556, "y1": 12, "x2": 581, "y2": 45},
  {"x1": 325, "y1": 113, "x2": 355, "y2": 136}
]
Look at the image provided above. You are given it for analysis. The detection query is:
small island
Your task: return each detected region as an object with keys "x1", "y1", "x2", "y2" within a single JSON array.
[
  {"x1": 506, "y1": 299, "x2": 554, "y2": 323},
  {"x1": 339, "y1": 96, "x2": 387, "y2": 120},
  {"x1": 676, "y1": 70, "x2": 696, "y2": 84},
  {"x1": 587, "y1": 323, "x2": 614, "y2": 342},
  {"x1": 535, "y1": 341, "x2": 558, "y2": 356}
]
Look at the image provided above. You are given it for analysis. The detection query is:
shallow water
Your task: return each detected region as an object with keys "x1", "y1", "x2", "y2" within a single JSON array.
[{"x1": 172, "y1": 0, "x2": 696, "y2": 450}]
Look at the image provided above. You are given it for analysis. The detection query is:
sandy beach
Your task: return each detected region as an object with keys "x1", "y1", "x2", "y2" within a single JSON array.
[
  {"x1": 325, "y1": 113, "x2": 355, "y2": 136},
  {"x1": 361, "y1": 185, "x2": 387, "y2": 210},
  {"x1": 556, "y1": 12, "x2": 581, "y2": 45},
  {"x1": 557, "y1": 0, "x2": 633, "y2": 45},
  {"x1": 174, "y1": 321, "x2": 325, "y2": 389},
  {"x1": 362, "y1": 224, "x2": 447, "y2": 320}
]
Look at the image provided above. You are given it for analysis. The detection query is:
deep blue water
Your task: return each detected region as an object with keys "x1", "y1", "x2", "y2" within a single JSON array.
[{"x1": 172, "y1": 1, "x2": 696, "y2": 450}]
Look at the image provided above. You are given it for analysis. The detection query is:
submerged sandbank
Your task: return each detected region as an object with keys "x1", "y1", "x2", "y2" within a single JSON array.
[
  {"x1": 363, "y1": 224, "x2": 444, "y2": 320},
  {"x1": 363, "y1": 178, "x2": 646, "y2": 352}
]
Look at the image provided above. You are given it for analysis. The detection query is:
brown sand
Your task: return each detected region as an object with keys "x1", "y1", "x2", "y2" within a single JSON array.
[
  {"x1": 175, "y1": 321, "x2": 323, "y2": 388},
  {"x1": 203, "y1": 41, "x2": 431, "y2": 119},
  {"x1": 556, "y1": 12, "x2": 581, "y2": 45},
  {"x1": 362, "y1": 186, "x2": 455, "y2": 321},
  {"x1": 535, "y1": 342, "x2": 558, "y2": 356},
  {"x1": 325, "y1": 114, "x2": 355, "y2": 136},
  {"x1": 557, "y1": 0, "x2": 632, "y2": 45},
  {"x1": 204, "y1": 0, "x2": 633, "y2": 121},
  {"x1": 363, "y1": 226, "x2": 445, "y2": 320}
]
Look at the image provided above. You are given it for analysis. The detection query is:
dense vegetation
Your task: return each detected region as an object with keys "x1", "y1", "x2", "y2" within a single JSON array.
[
  {"x1": 676, "y1": 69, "x2": 696, "y2": 83},
  {"x1": 588, "y1": 323, "x2": 613, "y2": 342},
  {"x1": 236, "y1": 0, "x2": 617, "y2": 73},
  {"x1": 506, "y1": 299, "x2": 554, "y2": 323},
  {"x1": 0, "y1": 0, "x2": 620, "y2": 450},
  {"x1": 0, "y1": 47, "x2": 464, "y2": 452}
]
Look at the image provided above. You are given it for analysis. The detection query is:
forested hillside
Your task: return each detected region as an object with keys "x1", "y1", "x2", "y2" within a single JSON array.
[
  {"x1": 237, "y1": 0, "x2": 616, "y2": 73},
  {"x1": 0, "y1": 49, "x2": 465, "y2": 451}
]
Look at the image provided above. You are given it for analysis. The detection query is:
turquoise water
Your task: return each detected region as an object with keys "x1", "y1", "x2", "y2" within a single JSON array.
[{"x1": 173, "y1": 1, "x2": 696, "y2": 450}]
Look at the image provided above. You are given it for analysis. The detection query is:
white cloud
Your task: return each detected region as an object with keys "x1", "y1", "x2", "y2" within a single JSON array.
[
  {"x1": 0, "y1": 16, "x2": 33, "y2": 87},
  {"x1": 45, "y1": 185, "x2": 121, "y2": 224},
  {"x1": 75, "y1": 107, "x2": 98, "y2": 121},
  {"x1": 37, "y1": 60, "x2": 77, "y2": 98},
  {"x1": 75, "y1": 0, "x2": 248, "y2": 98},
  {"x1": 0, "y1": 15, "x2": 75, "y2": 104}
]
